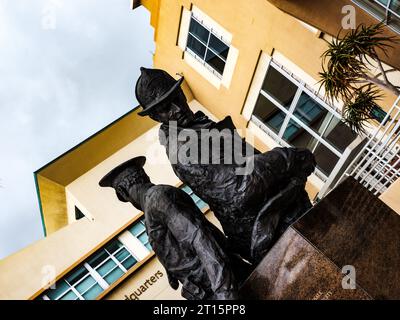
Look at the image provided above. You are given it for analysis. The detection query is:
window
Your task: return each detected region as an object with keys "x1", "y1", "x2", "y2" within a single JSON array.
[
  {"x1": 38, "y1": 239, "x2": 139, "y2": 300},
  {"x1": 353, "y1": 0, "x2": 400, "y2": 33},
  {"x1": 75, "y1": 206, "x2": 85, "y2": 220},
  {"x1": 38, "y1": 266, "x2": 103, "y2": 300},
  {"x1": 252, "y1": 62, "x2": 358, "y2": 179},
  {"x1": 186, "y1": 14, "x2": 230, "y2": 77},
  {"x1": 181, "y1": 184, "x2": 208, "y2": 211},
  {"x1": 129, "y1": 217, "x2": 152, "y2": 251},
  {"x1": 86, "y1": 240, "x2": 137, "y2": 285}
]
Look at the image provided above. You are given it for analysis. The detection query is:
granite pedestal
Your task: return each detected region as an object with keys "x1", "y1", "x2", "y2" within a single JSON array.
[{"x1": 240, "y1": 177, "x2": 400, "y2": 300}]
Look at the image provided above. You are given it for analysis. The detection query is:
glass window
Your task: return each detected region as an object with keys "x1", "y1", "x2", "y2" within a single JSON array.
[
  {"x1": 82, "y1": 284, "x2": 103, "y2": 300},
  {"x1": 205, "y1": 50, "x2": 225, "y2": 74},
  {"x1": 261, "y1": 66, "x2": 298, "y2": 110},
  {"x1": 292, "y1": 93, "x2": 328, "y2": 130},
  {"x1": 282, "y1": 119, "x2": 316, "y2": 149},
  {"x1": 129, "y1": 221, "x2": 146, "y2": 237},
  {"x1": 39, "y1": 239, "x2": 137, "y2": 300},
  {"x1": 282, "y1": 120, "x2": 339, "y2": 176},
  {"x1": 59, "y1": 290, "x2": 78, "y2": 300},
  {"x1": 65, "y1": 266, "x2": 88, "y2": 285},
  {"x1": 129, "y1": 218, "x2": 152, "y2": 251},
  {"x1": 42, "y1": 267, "x2": 103, "y2": 301},
  {"x1": 353, "y1": 0, "x2": 400, "y2": 33},
  {"x1": 390, "y1": 0, "x2": 400, "y2": 12},
  {"x1": 104, "y1": 267, "x2": 124, "y2": 285},
  {"x1": 322, "y1": 117, "x2": 358, "y2": 153},
  {"x1": 45, "y1": 280, "x2": 70, "y2": 300},
  {"x1": 252, "y1": 63, "x2": 358, "y2": 178},
  {"x1": 187, "y1": 34, "x2": 206, "y2": 59},
  {"x1": 189, "y1": 18, "x2": 209, "y2": 44},
  {"x1": 181, "y1": 185, "x2": 208, "y2": 211},
  {"x1": 313, "y1": 144, "x2": 340, "y2": 176},
  {"x1": 209, "y1": 34, "x2": 229, "y2": 59},
  {"x1": 253, "y1": 94, "x2": 286, "y2": 135},
  {"x1": 186, "y1": 15, "x2": 230, "y2": 76}
]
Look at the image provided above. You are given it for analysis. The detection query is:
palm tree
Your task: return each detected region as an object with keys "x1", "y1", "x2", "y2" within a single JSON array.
[{"x1": 319, "y1": 22, "x2": 399, "y2": 134}]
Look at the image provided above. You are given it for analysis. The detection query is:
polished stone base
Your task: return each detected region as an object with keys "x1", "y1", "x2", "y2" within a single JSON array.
[{"x1": 241, "y1": 177, "x2": 400, "y2": 299}]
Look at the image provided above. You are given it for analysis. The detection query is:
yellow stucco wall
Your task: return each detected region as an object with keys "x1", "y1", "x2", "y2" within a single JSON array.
[
  {"x1": 150, "y1": 0, "x2": 323, "y2": 129},
  {"x1": 146, "y1": 0, "x2": 397, "y2": 127},
  {"x1": 36, "y1": 175, "x2": 68, "y2": 234}
]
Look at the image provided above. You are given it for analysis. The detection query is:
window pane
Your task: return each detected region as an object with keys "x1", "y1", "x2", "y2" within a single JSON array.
[
  {"x1": 313, "y1": 143, "x2": 340, "y2": 176},
  {"x1": 104, "y1": 268, "x2": 124, "y2": 285},
  {"x1": 105, "y1": 240, "x2": 122, "y2": 254},
  {"x1": 75, "y1": 275, "x2": 96, "y2": 294},
  {"x1": 145, "y1": 242, "x2": 153, "y2": 251},
  {"x1": 189, "y1": 18, "x2": 209, "y2": 44},
  {"x1": 293, "y1": 92, "x2": 329, "y2": 132},
  {"x1": 82, "y1": 284, "x2": 103, "y2": 300},
  {"x1": 195, "y1": 199, "x2": 207, "y2": 211},
  {"x1": 209, "y1": 34, "x2": 229, "y2": 59},
  {"x1": 355, "y1": 0, "x2": 387, "y2": 18},
  {"x1": 65, "y1": 266, "x2": 88, "y2": 285},
  {"x1": 205, "y1": 50, "x2": 225, "y2": 74},
  {"x1": 191, "y1": 193, "x2": 201, "y2": 203},
  {"x1": 253, "y1": 94, "x2": 287, "y2": 134},
  {"x1": 138, "y1": 233, "x2": 149, "y2": 246},
  {"x1": 282, "y1": 120, "x2": 339, "y2": 176},
  {"x1": 261, "y1": 66, "x2": 298, "y2": 109},
  {"x1": 389, "y1": 14, "x2": 400, "y2": 30},
  {"x1": 181, "y1": 185, "x2": 192, "y2": 194},
  {"x1": 322, "y1": 117, "x2": 357, "y2": 153},
  {"x1": 390, "y1": 0, "x2": 400, "y2": 14},
  {"x1": 129, "y1": 222, "x2": 146, "y2": 236},
  {"x1": 87, "y1": 250, "x2": 109, "y2": 268},
  {"x1": 187, "y1": 34, "x2": 207, "y2": 59},
  {"x1": 96, "y1": 259, "x2": 117, "y2": 277},
  {"x1": 122, "y1": 256, "x2": 137, "y2": 270},
  {"x1": 59, "y1": 290, "x2": 78, "y2": 300},
  {"x1": 46, "y1": 280, "x2": 70, "y2": 300},
  {"x1": 115, "y1": 248, "x2": 130, "y2": 262}
]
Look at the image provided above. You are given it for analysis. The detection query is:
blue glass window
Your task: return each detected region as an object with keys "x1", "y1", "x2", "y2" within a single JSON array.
[
  {"x1": 129, "y1": 218, "x2": 152, "y2": 251},
  {"x1": 181, "y1": 185, "x2": 208, "y2": 211},
  {"x1": 186, "y1": 15, "x2": 230, "y2": 76},
  {"x1": 38, "y1": 239, "x2": 137, "y2": 300}
]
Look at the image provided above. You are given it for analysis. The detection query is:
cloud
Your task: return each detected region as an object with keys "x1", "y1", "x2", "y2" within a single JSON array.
[{"x1": 0, "y1": 0, "x2": 154, "y2": 258}]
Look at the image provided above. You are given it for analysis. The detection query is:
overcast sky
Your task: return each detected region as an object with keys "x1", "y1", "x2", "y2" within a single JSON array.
[{"x1": 0, "y1": 0, "x2": 154, "y2": 259}]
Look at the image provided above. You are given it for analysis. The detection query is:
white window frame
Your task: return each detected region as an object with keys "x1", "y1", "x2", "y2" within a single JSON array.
[
  {"x1": 43, "y1": 266, "x2": 104, "y2": 301},
  {"x1": 178, "y1": 6, "x2": 238, "y2": 89},
  {"x1": 250, "y1": 60, "x2": 359, "y2": 181},
  {"x1": 186, "y1": 14, "x2": 230, "y2": 79}
]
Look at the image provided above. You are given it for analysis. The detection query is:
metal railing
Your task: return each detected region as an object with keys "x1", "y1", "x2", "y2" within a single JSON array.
[{"x1": 332, "y1": 96, "x2": 400, "y2": 196}]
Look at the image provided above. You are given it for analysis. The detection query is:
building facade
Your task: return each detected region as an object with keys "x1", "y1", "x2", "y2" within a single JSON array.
[{"x1": 0, "y1": 0, "x2": 399, "y2": 300}]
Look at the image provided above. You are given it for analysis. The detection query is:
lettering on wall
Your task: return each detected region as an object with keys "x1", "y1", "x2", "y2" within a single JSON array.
[{"x1": 124, "y1": 270, "x2": 164, "y2": 300}]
